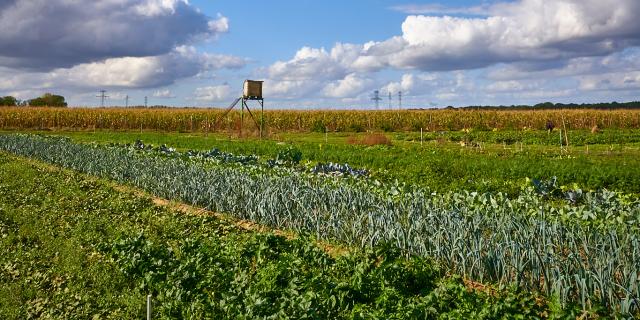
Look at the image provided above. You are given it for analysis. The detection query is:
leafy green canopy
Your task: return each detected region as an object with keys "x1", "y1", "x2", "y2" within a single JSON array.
[
  {"x1": 28, "y1": 93, "x2": 67, "y2": 107},
  {"x1": 0, "y1": 96, "x2": 17, "y2": 106}
]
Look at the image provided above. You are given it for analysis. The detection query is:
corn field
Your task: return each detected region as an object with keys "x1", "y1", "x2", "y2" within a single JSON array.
[
  {"x1": 0, "y1": 134, "x2": 638, "y2": 315},
  {"x1": 1, "y1": 107, "x2": 640, "y2": 132}
]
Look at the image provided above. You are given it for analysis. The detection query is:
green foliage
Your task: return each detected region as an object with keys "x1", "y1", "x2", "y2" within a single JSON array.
[
  {"x1": 0, "y1": 152, "x2": 576, "y2": 318},
  {"x1": 349, "y1": 122, "x2": 366, "y2": 133},
  {"x1": 380, "y1": 122, "x2": 395, "y2": 132},
  {"x1": 0, "y1": 134, "x2": 638, "y2": 316},
  {"x1": 28, "y1": 93, "x2": 67, "y2": 107},
  {"x1": 398, "y1": 129, "x2": 640, "y2": 146},
  {"x1": 0, "y1": 96, "x2": 17, "y2": 106},
  {"x1": 311, "y1": 119, "x2": 326, "y2": 133},
  {"x1": 275, "y1": 145, "x2": 303, "y2": 164},
  {"x1": 41, "y1": 130, "x2": 640, "y2": 195},
  {"x1": 462, "y1": 100, "x2": 640, "y2": 110}
]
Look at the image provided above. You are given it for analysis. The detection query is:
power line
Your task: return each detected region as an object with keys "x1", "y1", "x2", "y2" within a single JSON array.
[
  {"x1": 97, "y1": 90, "x2": 109, "y2": 107},
  {"x1": 371, "y1": 90, "x2": 382, "y2": 109}
]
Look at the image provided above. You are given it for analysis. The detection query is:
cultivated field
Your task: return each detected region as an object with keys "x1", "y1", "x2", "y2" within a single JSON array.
[
  {"x1": 1, "y1": 107, "x2": 639, "y2": 318},
  {"x1": 1, "y1": 107, "x2": 640, "y2": 132}
]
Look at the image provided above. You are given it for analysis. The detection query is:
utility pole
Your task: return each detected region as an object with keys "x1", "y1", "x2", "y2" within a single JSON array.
[
  {"x1": 97, "y1": 90, "x2": 108, "y2": 107},
  {"x1": 398, "y1": 91, "x2": 402, "y2": 110},
  {"x1": 371, "y1": 90, "x2": 382, "y2": 109}
]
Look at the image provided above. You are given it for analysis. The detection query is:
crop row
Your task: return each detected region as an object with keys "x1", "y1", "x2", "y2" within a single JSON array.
[
  {"x1": 46, "y1": 130, "x2": 640, "y2": 195},
  {"x1": 394, "y1": 129, "x2": 640, "y2": 146},
  {"x1": 114, "y1": 140, "x2": 370, "y2": 179},
  {"x1": 0, "y1": 134, "x2": 638, "y2": 314},
  {"x1": 1, "y1": 107, "x2": 640, "y2": 132},
  {"x1": 0, "y1": 152, "x2": 584, "y2": 318}
]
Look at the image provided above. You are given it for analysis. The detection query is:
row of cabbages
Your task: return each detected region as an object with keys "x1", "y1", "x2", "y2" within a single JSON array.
[
  {"x1": 0, "y1": 134, "x2": 638, "y2": 315},
  {"x1": 114, "y1": 139, "x2": 369, "y2": 178}
]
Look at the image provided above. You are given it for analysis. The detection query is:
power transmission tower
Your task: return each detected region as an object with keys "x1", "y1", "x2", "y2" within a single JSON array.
[
  {"x1": 398, "y1": 91, "x2": 402, "y2": 110},
  {"x1": 97, "y1": 90, "x2": 109, "y2": 107},
  {"x1": 388, "y1": 92, "x2": 392, "y2": 109},
  {"x1": 125, "y1": 95, "x2": 129, "y2": 108},
  {"x1": 144, "y1": 96, "x2": 148, "y2": 108},
  {"x1": 371, "y1": 90, "x2": 382, "y2": 109}
]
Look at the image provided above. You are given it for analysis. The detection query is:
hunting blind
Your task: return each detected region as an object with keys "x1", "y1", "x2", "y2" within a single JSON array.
[
  {"x1": 243, "y1": 80, "x2": 263, "y2": 99},
  {"x1": 215, "y1": 80, "x2": 265, "y2": 138}
]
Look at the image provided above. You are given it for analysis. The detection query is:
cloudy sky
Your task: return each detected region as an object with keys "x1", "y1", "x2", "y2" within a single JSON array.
[{"x1": 1, "y1": 0, "x2": 639, "y2": 108}]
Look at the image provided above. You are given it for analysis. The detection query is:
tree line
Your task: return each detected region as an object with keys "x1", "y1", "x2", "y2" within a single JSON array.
[
  {"x1": 457, "y1": 101, "x2": 640, "y2": 110},
  {"x1": 0, "y1": 93, "x2": 67, "y2": 107}
]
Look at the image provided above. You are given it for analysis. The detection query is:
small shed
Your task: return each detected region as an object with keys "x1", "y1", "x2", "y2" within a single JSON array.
[{"x1": 243, "y1": 80, "x2": 263, "y2": 99}]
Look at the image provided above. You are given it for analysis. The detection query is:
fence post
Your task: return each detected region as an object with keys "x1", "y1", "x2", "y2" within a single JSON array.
[{"x1": 147, "y1": 294, "x2": 152, "y2": 320}]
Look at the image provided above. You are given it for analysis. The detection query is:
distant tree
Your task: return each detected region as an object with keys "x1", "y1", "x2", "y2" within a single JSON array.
[
  {"x1": 0, "y1": 96, "x2": 17, "y2": 106},
  {"x1": 458, "y1": 101, "x2": 640, "y2": 110},
  {"x1": 29, "y1": 93, "x2": 67, "y2": 107},
  {"x1": 534, "y1": 102, "x2": 554, "y2": 109}
]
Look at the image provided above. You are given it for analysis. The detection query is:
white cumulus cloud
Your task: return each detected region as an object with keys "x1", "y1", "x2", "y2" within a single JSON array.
[
  {"x1": 153, "y1": 89, "x2": 176, "y2": 98},
  {"x1": 268, "y1": 0, "x2": 640, "y2": 76},
  {"x1": 257, "y1": 0, "x2": 640, "y2": 106},
  {"x1": 194, "y1": 84, "x2": 233, "y2": 102},
  {"x1": 322, "y1": 74, "x2": 372, "y2": 98}
]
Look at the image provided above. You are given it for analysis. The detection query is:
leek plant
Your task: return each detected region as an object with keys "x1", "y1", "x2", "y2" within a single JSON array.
[{"x1": 1, "y1": 134, "x2": 638, "y2": 315}]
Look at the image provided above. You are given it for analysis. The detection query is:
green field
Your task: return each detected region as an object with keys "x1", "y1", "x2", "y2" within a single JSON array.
[
  {"x1": 0, "y1": 152, "x2": 580, "y2": 319},
  {"x1": 1, "y1": 127, "x2": 639, "y2": 318},
  {"x1": 21, "y1": 129, "x2": 640, "y2": 195}
]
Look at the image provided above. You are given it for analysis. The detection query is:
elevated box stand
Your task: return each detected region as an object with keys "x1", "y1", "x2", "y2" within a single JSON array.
[
  {"x1": 216, "y1": 80, "x2": 265, "y2": 138},
  {"x1": 243, "y1": 80, "x2": 263, "y2": 100}
]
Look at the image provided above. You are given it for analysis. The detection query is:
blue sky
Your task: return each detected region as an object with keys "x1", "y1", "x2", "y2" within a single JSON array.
[
  {"x1": 1, "y1": 0, "x2": 639, "y2": 108},
  {"x1": 194, "y1": 0, "x2": 410, "y2": 59}
]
